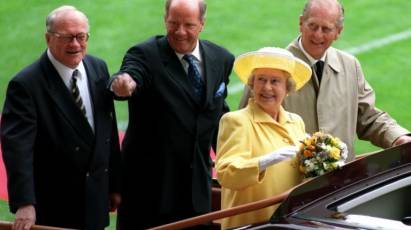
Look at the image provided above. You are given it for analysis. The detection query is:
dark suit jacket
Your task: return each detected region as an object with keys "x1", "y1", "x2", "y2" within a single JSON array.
[
  {"x1": 0, "y1": 52, "x2": 121, "y2": 229},
  {"x1": 115, "y1": 36, "x2": 234, "y2": 228}
]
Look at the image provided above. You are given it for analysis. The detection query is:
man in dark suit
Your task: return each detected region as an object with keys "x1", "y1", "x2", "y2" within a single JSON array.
[
  {"x1": 110, "y1": 0, "x2": 234, "y2": 228},
  {"x1": 0, "y1": 6, "x2": 121, "y2": 230}
]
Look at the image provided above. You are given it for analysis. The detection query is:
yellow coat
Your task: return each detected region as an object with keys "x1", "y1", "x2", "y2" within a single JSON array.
[{"x1": 216, "y1": 99, "x2": 306, "y2": 229}]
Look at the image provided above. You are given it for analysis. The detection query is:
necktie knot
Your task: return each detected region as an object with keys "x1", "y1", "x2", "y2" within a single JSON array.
[
  {"x1": 72, "y1": 69, "x2": 79, "y2": 77},
  {"x1": 315, "y1": 60, "x2": 324, "y2": 83},
  {"x1": 71, "y1": 69, "x2": 79, "y2": 84},
  {"x1": 183, "y1": 54, "x2": 204, "y2": 102},
  {"x1": 183, "y1": 54, "x2": 197, "y2": 65}
]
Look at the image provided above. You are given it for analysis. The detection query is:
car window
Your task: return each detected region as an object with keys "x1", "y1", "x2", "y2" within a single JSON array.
[{"x1": 335, "y1": 176, "x2": 411, "y2": 220}]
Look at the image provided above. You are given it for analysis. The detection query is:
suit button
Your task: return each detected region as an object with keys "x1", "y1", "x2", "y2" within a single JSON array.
[{"x1": 75, "y1": 146, "x2": 80, "y2": 151}]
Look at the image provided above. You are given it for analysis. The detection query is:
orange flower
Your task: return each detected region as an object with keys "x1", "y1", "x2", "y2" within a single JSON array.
[
  {"x1": 303, "y1": 149, "x2": 313, "y2": 157},
  {"x1": 307, "y1": 145, "x2": 315, "y2": 151}
]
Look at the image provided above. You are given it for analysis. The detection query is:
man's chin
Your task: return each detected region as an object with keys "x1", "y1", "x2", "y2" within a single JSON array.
[
  {"x1": 170, "y1": 41, "x2": 194, "y2": 53},
  {"x1": 64, "y1": 59, "x2": 83, "y2": 68}
]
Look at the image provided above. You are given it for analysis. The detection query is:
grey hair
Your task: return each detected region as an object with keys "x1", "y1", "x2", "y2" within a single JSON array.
[
  {"x1": 247, "y1": 71, "x2": 296, "y2": 96},
  {"x1": 302, "y1": 0, "x2": 344, "y2": 28},
  {"x1": 46, "y1": 5, "x2": 89, "y2": 32},
  {"x1": 165, "y1": 0, "x2": 207, "y2": 21},
  {"x1": 286, "y1": 76, "x2": 297, "y2": 93}
]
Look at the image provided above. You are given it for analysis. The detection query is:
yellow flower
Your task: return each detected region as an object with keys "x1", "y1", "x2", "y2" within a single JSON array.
[
  {"x1": 330, "y1": 147, "x2": 341, "y2": 160},
  {"x1": 304, "y1": 138, "x2": 312, "y2": 146},
  {"x1": 330, "y1": 137, "x2": 341, "y2": 146},
  {"x1": 311, "y1": 135, "x2": 318, "y2": 144}
]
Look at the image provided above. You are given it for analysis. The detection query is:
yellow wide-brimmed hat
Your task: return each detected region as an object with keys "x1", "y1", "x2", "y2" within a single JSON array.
[{"x1": 234, "y1": 47, "x2": 312, "y2": 91}]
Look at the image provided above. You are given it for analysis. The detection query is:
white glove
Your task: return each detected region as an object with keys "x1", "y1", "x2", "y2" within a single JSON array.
[{"x1": 259, "y1": 146, "x2": 298, "y2": 172}]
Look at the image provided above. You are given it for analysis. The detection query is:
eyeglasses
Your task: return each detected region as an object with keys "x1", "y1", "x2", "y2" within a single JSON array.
[
  {"x1": 305, "y1": 22, "x2": 336, "y2": 34},
  {"x1": 48, "y1": 31, "x2": 90, "y2": 43}
]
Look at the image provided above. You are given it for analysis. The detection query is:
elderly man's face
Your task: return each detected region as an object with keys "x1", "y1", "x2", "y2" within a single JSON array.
[
  {"x1": 46, "y1": 11, "x2": 88, "y2": 68},
  {"x1": 165, "y1": 0, "x2": 204, "y2": 54},
  {"x1": 252, "y1": 68, "x2": 288, "y2": 117},
  {"x1": 299, "y1": 5, "x2": 342, "y2": 59}
]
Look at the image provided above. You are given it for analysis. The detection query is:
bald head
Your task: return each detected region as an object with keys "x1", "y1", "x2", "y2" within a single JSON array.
[
  {"x1": 302, "y1": 0, "x2": 344, "y2": 28},
  {"x1": 45, "y1": 5, "x2": 89, "y2": 68},
  {"x1": 165, "y1": 0, "x2": 207, "y2": 21},
  {"x1": 46, "y1": 5, "x2": 89, "y2": 32}
]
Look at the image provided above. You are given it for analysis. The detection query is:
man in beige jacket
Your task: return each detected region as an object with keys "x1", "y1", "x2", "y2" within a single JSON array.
[{"x1": 239, "y1": 0, "x2": 411, "y2": 161}]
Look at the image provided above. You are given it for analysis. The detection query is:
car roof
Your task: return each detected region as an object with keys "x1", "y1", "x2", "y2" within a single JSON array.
[{"x1": 267, "y1": 142, "x2": 411, "y2": 229}]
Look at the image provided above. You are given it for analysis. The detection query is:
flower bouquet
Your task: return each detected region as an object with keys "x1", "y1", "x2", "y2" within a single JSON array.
[{"x1": 297, "y1": 131, "x2": 348, "y2": 178}]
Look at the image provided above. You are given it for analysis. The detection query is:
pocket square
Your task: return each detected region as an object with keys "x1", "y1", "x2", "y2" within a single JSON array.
[{"x1": 214, "y1": 82, "x2": 225, "y2": 98}]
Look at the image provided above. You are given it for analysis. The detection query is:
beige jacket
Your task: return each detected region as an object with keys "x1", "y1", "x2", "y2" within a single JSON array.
[{"x1": 239, "y1": 38, "x2": 409, "y2": 161}]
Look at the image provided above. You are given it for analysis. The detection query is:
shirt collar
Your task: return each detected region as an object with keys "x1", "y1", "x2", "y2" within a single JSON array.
[
  {"x1": 298, "y1": 37, "x2": 326, "y2": 66},
  {"x1": 47, "y1": 49, "x2": 85, "y2": 87},
  {"x1": 175, "y1": 40, "x2": 202, "y2": 62}
]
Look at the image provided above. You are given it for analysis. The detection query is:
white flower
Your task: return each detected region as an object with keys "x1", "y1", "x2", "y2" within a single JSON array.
[
  {"x1": 304, "y1": 160, "x2": 315, "y2": 172},
  {"x1": 340, "y1": 143, "x2": 348, "y2": 160},
  {"x1": 336, "y1": 160, "x2": 345, "y2": 167}
]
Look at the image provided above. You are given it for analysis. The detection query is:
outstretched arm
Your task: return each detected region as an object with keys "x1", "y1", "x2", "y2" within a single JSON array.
[{"x1": 111, "y1": 73, "x2": 137, "y2": 97}]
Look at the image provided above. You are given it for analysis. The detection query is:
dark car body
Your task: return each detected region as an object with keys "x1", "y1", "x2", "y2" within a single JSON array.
[{"x1": 242, "y1": 142, "x2": 411, "y2": 230}]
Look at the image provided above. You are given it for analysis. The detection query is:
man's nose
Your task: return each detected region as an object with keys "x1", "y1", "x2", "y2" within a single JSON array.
[{"x1": 175, "y1": 25, "x2": 187, "y2": 35}]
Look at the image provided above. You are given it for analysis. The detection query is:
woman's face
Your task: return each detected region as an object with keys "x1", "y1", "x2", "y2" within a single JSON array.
[{"x1": 252, "y1": 68, "x2": 288, "y2": 116}]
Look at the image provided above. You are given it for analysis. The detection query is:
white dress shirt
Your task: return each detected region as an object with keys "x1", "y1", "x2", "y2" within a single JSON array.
[
  {"x1": 175, "y1": 40, "x2": 204, "y2": 79},
  {"x1": 47, "y1": 49, "x2": 95, "y2": 131}
]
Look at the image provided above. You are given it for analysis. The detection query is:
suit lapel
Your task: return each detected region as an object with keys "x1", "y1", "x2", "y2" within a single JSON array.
[
  {"x1": 83, "y1": 57, "x2": 109, "y2": 135},
  {"x1": 41, "y1": 53, "x2": 94, "y2": 141},
  {"x1": 200, "y1": 41, "x2": 220, "y2": 109},
  {"x1": 83, "y1": 56, "x2": 100, "y2": 122},
  {"x1": 158, "y1": 37, "x2": 200, "y2": 105}
]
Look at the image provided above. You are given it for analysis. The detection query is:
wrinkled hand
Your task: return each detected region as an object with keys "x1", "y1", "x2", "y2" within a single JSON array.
[
  {"x1": 393, "y1": 135, "x2": 411, "y2": 146},
  {"x1": 13, "y1": 205, "x2": 36, "y2": 230},
  {"x1": 259, "y1": 146, "x2": 298, "y2": 172},
  {"x1": 109, "y1": 193, "x2": 122, "y2": 212},
  {"x1": 111, "y1": 73, "x2": 137, "y2": 97}
]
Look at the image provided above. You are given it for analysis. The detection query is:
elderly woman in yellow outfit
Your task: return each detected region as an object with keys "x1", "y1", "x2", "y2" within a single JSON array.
[{"x1": 215, "y1": 47, "x2": 312, "y2": 229}]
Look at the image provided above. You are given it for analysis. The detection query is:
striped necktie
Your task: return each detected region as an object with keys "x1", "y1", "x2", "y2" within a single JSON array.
[{"x1": 71, "y1": 69, "x2": 86, "y2": 116}]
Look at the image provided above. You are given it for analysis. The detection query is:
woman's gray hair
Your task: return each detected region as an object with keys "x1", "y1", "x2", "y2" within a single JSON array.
[
  {"x1": 247, "y1": 70, "x2": 296, "y2": 96},
  {"x1": 286, "y1": 76, "x2": 296, "y2": 93},
  {"x1": 46, "y1": 5, "x2": 89, "y2": 32}
]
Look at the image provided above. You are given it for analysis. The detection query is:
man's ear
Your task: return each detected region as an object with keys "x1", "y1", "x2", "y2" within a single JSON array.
[
  {"x1": 335, "y1": 26, "x2": 343, "y2": 40},
  {"x1": 45, "y1": 32, "x2": 51, "y2": 45},
  {"x1": 299, "y1": 15, "x2": 304, "y2": 34}
]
